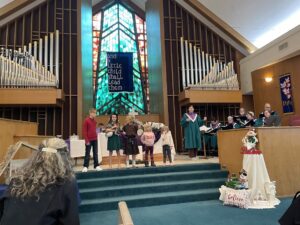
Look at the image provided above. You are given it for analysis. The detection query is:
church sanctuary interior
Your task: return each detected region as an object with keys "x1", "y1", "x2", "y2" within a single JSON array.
[{"x1": 1, "y1": 0, "x2": 300, "y2": 224}]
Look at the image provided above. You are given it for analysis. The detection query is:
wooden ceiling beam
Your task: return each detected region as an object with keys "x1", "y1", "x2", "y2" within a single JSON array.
[{"x1": 184, "y1": 0, "x2": 257, "y2": 53}]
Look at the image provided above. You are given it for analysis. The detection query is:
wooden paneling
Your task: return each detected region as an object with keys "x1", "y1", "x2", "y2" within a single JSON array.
[
  {"x1": 218, "y1": 128, "x2": 248, "y2": 175},
  {"x1": 0, "y1": 89, "x2": 64, "y2": 106},
  {"x1": 101, "y1": 153, "x2": 163, "y2": 165},
  {"x1": 241, "y1": 95, "x2": 254, "y2": 112},
  {"x1": 0, "y1": 0, "x2": 80, "y2": 138},
  {"x1": 95, "y1": 114, "x2": 160, "y2": 126},
  {"x1": 179, "y1": 90, "x2": 242, "y2": 105},
  {"x1": 12, "y1": 135, "x2": 53, "y2": 159},
  {"x1": 252, "y1": 55, "x2": 300, "y2": 125},
  {"x1": 160, "y1": 0, "x2": 246, "y2": 152},
  {"x1": 218, "y1": 127, "x2": 300, "y2": 197},
  {"x1": 0, "y1": 118, "x2": 38, "y2": 161}
]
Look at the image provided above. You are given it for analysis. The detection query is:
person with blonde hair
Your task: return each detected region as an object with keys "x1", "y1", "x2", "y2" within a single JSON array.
[
  {"x1": 123, "y1": 115, "x2": 139, "y2": 168},
  {"x1": 161, "y1": 125, "x2": 175, "y2": 165},
  {"x1": 0, "y1": 138, "x2": 80, "y2": 225},
  {"x1": 141, "y1": 124, "x2": 156, "y2": 167}
]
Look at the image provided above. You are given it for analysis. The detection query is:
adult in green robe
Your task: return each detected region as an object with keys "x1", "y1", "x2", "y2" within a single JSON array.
[{"x1": 180, "y1": 105, "x2": 206, "y2": 158}]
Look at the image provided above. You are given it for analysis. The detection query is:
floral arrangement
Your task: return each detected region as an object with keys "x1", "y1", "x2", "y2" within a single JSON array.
[
  {"x1": 242, "y1": 130, "x2": 258, "y2": 150},
  {"x1": 280, "y1": 76, "x2": 292, "y2": 100}
]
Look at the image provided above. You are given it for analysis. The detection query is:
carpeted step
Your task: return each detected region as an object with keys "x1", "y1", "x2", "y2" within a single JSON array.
[
  {"x1": 78, "y1": 163, "x2": 228, "y2": 213},
  {"x1": 77, "y1": 169, "x2": 228, "y2": 189},
  {"x1": 79, "y1": 188, "x2": 220, "y2": 213},
  {"x1": 79, "y1": 178, "x2": 226, "y2": 199},
  {"x1": 76, "y1": 163, "x2": 220, "y2": 180}
]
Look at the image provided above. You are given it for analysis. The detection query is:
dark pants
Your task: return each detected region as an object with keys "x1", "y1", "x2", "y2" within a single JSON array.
[
  {"x1": 144, "y1": 146, "x2": 154, "y2": 162},
  {"x1": 83, "y1": 140, "x2": 99, "y2": 168},
  {"x1": 163, "y1": 145, "x2": 172, "y2": 163},
  {"x1": 188, "y1": 149, "x2": 197, "y2": 158}
]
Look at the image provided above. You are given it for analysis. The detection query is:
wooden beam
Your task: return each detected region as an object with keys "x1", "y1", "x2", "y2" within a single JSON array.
[
  {"x1": 184, "y1": 0, "x2": 257, "y2": 53},
  {"x1": 179, "y1": 89, "x2": 242, "y2": 105},
  {"x1": 0, "y1": 88, "x2": 64, "y2": 106},
  {"x1": 0, "y1": 0, "x2": 35, "y2": 20}
]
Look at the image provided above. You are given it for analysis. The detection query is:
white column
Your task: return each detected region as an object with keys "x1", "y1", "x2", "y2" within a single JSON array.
[
  {"x1": 34, "y1": 41, "x2": 38, "y2": 61},
  {"x1": 55, "y1": 30, "x2": 59, "y2": 87},
  {"x1": 185, "y1": 40, "x2": 190, "y2": 86},
  {"x1": 201, "y1": 51, "x2": 205, "y2": 82},
  {"x1": 50, "y1": 33, "x2": 54, "y2": 74},
  {"x1": 39, "y1": 38, "x2": 43, "y2": 63},
  {"x1": 205, "y1": 53, "x2": 209, "y2": 82},
  {"x1": 189, "y1": 43, "x2": 194, "y2": 85},
  {"x1": 198, "y1": 49, "x2": 202, "y2": 84},
  {"x1": 194, "y1": 46, "x2": 198, "y2": 84},
  {"x1": 28, "y1": 43, "x2": 32, "y2": 55},
  {"x1": 180, "y1": 37, "x2": 186, "y2": 88},
  {"x1": 44, "y1": 35, "x2": 48, "y2": 71}
]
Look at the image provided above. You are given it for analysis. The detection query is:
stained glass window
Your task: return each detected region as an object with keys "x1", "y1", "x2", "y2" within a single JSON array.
[{"x1": 92, "y1": 3, "x2": 149, "y2": 115}]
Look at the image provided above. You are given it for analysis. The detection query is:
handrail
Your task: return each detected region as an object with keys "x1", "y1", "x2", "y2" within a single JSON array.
[{"x1": 118, "y1": 201, "x2": 134, "y2": 225}]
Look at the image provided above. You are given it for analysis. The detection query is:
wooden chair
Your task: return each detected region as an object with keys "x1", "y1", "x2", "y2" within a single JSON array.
[{"x1": 118, "y1": 201, "x2": 134, "y2": 225}]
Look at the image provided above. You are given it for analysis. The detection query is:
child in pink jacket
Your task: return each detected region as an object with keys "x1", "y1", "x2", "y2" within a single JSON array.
[{"x1": 141, "y1": 124, "x2": 156, "y2": 167}]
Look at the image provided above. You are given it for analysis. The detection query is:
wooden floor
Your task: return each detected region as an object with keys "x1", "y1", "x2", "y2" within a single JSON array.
[{"x1": 73, "y1": 155, "x2": 219, "y2": 171}]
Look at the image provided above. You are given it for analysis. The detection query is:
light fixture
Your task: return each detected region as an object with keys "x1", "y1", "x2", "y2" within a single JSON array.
[{"x1": 265, "y1": 77, "x2": 273, "y2": 83}]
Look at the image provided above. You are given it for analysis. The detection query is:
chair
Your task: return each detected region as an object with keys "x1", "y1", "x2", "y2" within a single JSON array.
[
  {"x1": 289, "y1": 115, "x2": 300, "y2": 126},
  {"x1": 118, "y1": 201, "x2": 134, "y2": 225}
]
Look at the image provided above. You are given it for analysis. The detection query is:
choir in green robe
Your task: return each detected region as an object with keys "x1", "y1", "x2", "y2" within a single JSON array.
[{"x1": 180, "y1": 113, "x2": 204, "y2": 150}]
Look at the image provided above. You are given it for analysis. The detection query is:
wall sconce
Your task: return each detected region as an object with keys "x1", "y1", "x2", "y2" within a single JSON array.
[{"x1": 265, "y1": 77, "x2": 273, "y2": 83}]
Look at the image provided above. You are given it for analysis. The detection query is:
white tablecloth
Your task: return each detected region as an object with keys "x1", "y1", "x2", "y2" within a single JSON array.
[
  {"x1": 242, "y1": 153, "x2": 280, "y2": 208},
  {"x1": 243, "y1": 154, "x2": 270, "y2": 201},
  {"x1": 69, "y1": 139, "x2": 85, "y2": 158},
  {"x1": 69, "y1": 139, "x2": 102, "y2": 163},
  {"x1": 97, "y1": 133, "x2": 165, "y2": 161},
  {"x1": 70, "y1": 133, "x2": 175, "y2": 163}
]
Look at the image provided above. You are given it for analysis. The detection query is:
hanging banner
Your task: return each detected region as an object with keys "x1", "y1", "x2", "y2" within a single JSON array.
[
  {"x1": 279, "y1": 74, "x2": 294, "y2": 114},
  {"x1": 107, "y1": 52, "x2": 133, "y2": 92}
]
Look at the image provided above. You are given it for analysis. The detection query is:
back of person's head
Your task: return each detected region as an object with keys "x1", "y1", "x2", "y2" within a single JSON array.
[
  {"x1": 9, "y1": 138, "x2": 74, "y2": 200},
  {"x1": 126, "y1": 115, "x2": 135, "y2": 124},
  {"x1": 143, "y1": 124, "x2": 152, "y2": 132},
  {"x1": 246, "y1": 111, "x2": 255, "y2": 119},
  {"x1": 161, "y1": 125, "x2": 169, "y2": 133}
]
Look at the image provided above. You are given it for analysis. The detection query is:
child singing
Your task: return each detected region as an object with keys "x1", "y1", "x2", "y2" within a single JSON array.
[
  {"x1": 161, "y1": 125, "x2": 174, "y2": 165},
  {"x1": 105, "y1": 114, "x2": 122, "y2": 169},
  {"x1": 123, "y1": 116, "x2": 139, "y2": 168},
  {"x1": 141, "y1": 124, "x2": 156, "y2": 167}
]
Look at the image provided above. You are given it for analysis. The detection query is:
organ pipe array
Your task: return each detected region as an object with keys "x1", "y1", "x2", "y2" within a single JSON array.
[
  {"x1": 0, "y1": 30, "x2": 59, "y2": 88},
  {"x1": 180, "y1": 37, "x2": 239, "y2": 90}
]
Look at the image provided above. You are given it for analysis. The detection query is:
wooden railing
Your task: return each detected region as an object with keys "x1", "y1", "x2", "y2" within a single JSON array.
[{"x1": 118, "y1": 201, "x2": 134, "y2": 225}]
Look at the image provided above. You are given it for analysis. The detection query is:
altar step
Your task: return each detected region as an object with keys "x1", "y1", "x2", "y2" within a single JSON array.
[{"x1": 77, "y1": 163, "x2": 228, "y2": 213}]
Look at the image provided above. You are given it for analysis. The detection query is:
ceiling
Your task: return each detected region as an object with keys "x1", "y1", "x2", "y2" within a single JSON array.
[
  {"x1": 197, "y1": 0, "x2": 300, "y2": 48},
  {"x1": 0, "y1": 0, "x2": 14, "y2": 8},
  {"x1": 2, "y1": 0, "x2": 300, "y2": 49}
]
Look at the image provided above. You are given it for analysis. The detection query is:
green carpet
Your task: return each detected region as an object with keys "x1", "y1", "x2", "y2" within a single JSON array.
[
  {"x1": 77, "y1": 163, "x2": 228, "y2": 212},
  {"x1": 80, "y1": 198, "x2": 291, "y2": 225}
]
